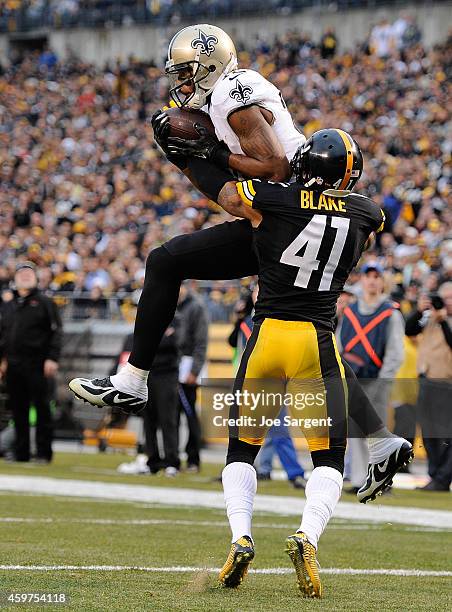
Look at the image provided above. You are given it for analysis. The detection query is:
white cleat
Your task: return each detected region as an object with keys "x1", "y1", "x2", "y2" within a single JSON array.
[
  {"x1": 357, "y1": 440, "x2": 414, "y2": 503},
  {"x1": 69, "y1": 376, "x2": 147, "y2": 415}
]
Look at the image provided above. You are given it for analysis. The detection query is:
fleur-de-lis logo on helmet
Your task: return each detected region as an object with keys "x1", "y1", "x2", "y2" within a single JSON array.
[
  {"x1": 191, "y1": 29, "x2": 219, "y2": 57},
  {"x1": 229, "y1": 80, "x2": 253, "y2": 104}
]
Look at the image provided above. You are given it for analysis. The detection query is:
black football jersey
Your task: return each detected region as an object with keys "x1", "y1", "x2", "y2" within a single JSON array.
[{"x1": 236, "y1": 179, "x2": 385, "y2": 329}]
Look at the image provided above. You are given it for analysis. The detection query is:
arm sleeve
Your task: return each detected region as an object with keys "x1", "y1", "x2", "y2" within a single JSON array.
[
  {"x1": 187, "y1": 157, "x2": 234, "y2": 202},
  {"x1": 46, "y1": 299, "x2": 63, "y2": 362},
  {"x1": 405, "y1": 309, "x2": 423, "y2": 337},
  {"x1": 378, "y1": 309, "x2": 405, "y2": 379}
]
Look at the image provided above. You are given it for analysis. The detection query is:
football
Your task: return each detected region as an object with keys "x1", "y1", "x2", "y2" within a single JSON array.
[{"x1": 165, "y1": 107, "x2": 216, "y2": 140}]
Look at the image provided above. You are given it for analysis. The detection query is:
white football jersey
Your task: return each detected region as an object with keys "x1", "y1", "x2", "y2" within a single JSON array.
[{"x1": 207, "y1": 69, "x2": 305, "y2": 162}]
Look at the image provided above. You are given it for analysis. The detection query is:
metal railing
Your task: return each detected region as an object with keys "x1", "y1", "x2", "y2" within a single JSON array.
[{"x1": 51, "y1": 283, "x2": 242, "y2": 323}]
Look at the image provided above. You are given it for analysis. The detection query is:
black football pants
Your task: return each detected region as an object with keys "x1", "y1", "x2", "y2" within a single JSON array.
[
  {"x1": 6, "y1": 361, "x2": 53, "y2": 462},
  {"x1": 144, "y1": 371, "x2": 180, "y2": 471},
  {"x1": 129, "y1": 219, "x2": 383, "y2": 438}
]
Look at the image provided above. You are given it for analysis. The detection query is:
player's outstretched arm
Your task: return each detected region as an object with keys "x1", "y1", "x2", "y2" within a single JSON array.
[{"x1": 227, "y1": 106, "x2": 290, "y2": 181}]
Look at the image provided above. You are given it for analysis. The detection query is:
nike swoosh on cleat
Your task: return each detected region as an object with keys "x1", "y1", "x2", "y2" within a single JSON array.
[
  {"x1": 374, "y1": 452, "x2": 397, "y2": 482},
  {"x1": 101, "y1": 391, "x2": 144, "y2": 406},
  {"x1": 79, "y1": 385, "x2": 115, "y2": 396}
]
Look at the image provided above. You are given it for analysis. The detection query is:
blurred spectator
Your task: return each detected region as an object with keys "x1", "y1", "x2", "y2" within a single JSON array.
[
  {"x1": 401, "y1": 15, "x2": 422, "y2": 49},
  {"x1": 338, "y1": 262, "x2": 405, "y2": 490},
  {"x1": 38, "y1": 47, "x2": 58, "y2": 70},
  {"x1": 370, "y1": 17, "x2": 396, "y2": 57},
  {"x1": 146, "y1": 318, "x2": 181, "y2": 476},
  {"x1": 176, "y1": 283, "x2": 208, "y2": 472},
  {"x1": 320, "y1": 27, "x2": 337, "y2": 59},
  {"x1": 406, "y1": 283, "x2": 452, "y2": 492},
  {"x1": 0, "y1": 262, "x2": 62, "y2": 463},
  {"x1": 116, "y1": 321, "x2": 181, "y2": 476}
]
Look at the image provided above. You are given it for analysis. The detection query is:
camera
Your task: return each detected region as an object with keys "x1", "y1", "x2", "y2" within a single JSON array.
[{"x1": 429, "y1": 293, "x2": 444, "y2": 310}]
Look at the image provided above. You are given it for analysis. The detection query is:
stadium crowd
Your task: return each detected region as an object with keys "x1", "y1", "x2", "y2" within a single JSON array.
[
  {"x1": 0, "y1": 20, "x2": 451, "y2": 321},
  {"x1": 0, "y1": 2, "x2": 418, "y2": 32}
]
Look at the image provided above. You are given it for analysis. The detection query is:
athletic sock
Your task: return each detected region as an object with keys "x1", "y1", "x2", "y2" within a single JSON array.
[
  {"x1": 110, "y1": 362, "x2": 149, "y2": 399},
  {"x1": 367, "y1": 427, "x2": 406, "y2": 464},
  {"x1": 298, "y1": 466, "x2": 343, "y2": 549},
  {"x1": 222, "y1": 462, "x2": 257, "y2": 543}
]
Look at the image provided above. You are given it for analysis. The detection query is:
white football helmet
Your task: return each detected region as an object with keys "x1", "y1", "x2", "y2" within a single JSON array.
[{"x1": 165, "y1": 24, "x2": 237, "y2": 109}]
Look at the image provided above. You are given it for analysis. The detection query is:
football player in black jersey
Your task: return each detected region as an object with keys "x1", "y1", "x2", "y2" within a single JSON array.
[
  {"x1": 174, "y1": 129, "x2": 413, "y2": 597},
  {"x1": 70, "y1": 123, "x2": 412, "y2": 510}
]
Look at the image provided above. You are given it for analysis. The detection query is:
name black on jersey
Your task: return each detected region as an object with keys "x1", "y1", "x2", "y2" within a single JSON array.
[{"x1": 237, "y1": 179, "x2": 385, "y2": 329}]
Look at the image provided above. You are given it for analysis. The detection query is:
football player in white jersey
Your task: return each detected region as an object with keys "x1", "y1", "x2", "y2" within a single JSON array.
[
  {"x1": 69, "y1": 24, "x2": 412, "y2": 565},
  {"x1": 160, "y1": 24, "x2": 304, "y2": 180}
]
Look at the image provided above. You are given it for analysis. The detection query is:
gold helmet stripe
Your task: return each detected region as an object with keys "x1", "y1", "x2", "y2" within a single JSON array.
[
  {"x1": 377, "y1": 209, "x2": 386, "y2": 233},
  {"x1": 335, "y1": 129, "x2": 354, "y2": 190}
]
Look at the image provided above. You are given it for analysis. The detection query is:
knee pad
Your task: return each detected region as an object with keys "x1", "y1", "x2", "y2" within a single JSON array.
[
  {"x1": 226, "y1": 438, "x2": 261, "y2": 466},
  {"x1": 311, "y1": 446, "x2": 345, "y2": 475}
]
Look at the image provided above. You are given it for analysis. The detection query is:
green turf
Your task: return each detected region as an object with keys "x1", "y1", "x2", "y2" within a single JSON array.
[
  {"x1": 0, "y1": 452, "x2": 451, "y2": 511},
  {"x1": 0, "y1": 494, "x2": 450, "y2": 611}
]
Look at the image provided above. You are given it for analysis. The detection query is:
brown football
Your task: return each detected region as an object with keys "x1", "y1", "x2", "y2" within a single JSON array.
[{"x1": 165, "y1": 107, "x2": 216, "y2": 140}]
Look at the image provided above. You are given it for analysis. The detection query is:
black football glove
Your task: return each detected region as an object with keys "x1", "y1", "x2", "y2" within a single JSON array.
[
  {"x1": 167, "y1": 124, "x2": 231, "y2": 170},
  {"x1": 150, "y1": 109, "x2": 187, "y2": 171}
]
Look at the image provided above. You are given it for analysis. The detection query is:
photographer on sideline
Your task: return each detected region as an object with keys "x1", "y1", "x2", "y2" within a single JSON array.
[{"x1": 406, "y1": 282, "x2": 452, "y2": 491}]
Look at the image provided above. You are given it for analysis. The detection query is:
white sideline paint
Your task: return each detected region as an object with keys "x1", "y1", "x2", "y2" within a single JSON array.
[
  {"x1": 0, "y1": 475, "x2": 451, "y2": 529},
  {"x1": 0, "y1": 565, "x2": 450, "y2": 578},
  {"x1": 0, "y1": 516, "x2": 448, "y2": 533}
]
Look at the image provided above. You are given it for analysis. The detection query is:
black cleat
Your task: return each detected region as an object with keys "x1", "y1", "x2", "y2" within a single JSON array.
[
  {"x1": 69, "y1": 377, "x2": 147, "y2": 415},
  {"x1": 357, "y1": 440, "x2": 414, "y2": 503}
]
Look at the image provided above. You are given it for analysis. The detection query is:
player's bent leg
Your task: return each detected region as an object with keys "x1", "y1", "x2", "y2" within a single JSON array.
[
  {"x1": 344, "y1": 360, "x2": 383, "y2": 435},
  {"x1": 69, "y1": 221, "x2": 258, "y2": 411},
  {"x1": 343, "y1": 360, "x2": 414, "y2": 503},
  {"x1": 220, "y1": 439, "x2": 260, "y2": 587},
  {"x1": 326, "y1": 370, "x2": 413, "y2": 503},
  {"x1": 128, "y1": 219, "x2": 257, "y2": 370},
  {"x1": 68, "y1": 244, "x2": 179, "y2": 411}
]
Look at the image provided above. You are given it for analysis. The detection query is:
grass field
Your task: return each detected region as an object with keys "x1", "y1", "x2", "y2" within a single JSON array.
[{"x1": 0, "y1": 453, "x2": 451, "y2": 611}]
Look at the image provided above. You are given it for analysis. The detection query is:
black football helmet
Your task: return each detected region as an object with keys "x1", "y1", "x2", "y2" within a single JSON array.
[{"x1": 291, "y1": 129, "x2": 363, "y2": 191}]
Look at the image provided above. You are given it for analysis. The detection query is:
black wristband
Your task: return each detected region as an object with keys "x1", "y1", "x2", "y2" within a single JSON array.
[{"x1": 188, "y1": 157, "x2": 234, "y2": 201}]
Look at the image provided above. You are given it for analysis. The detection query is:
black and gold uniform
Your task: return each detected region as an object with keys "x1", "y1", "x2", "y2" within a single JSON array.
[
  {"x1": 231, "y1": 180, "x2": 384, "y2": 453},
  {"x1": 237, "y1": 180, "x2": 384, "y2": 328}
]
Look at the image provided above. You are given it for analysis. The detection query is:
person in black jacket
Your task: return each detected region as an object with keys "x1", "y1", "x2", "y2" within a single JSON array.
[
  {"x1": 176, "y1": 284, "x2": 208, "y2": 472},
  {"x1": 115, "y1": 318, "x2": 181, "y2": 476},
  {"x1": 0, "y1": 262, "x2": 62, "y2": 462}
]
